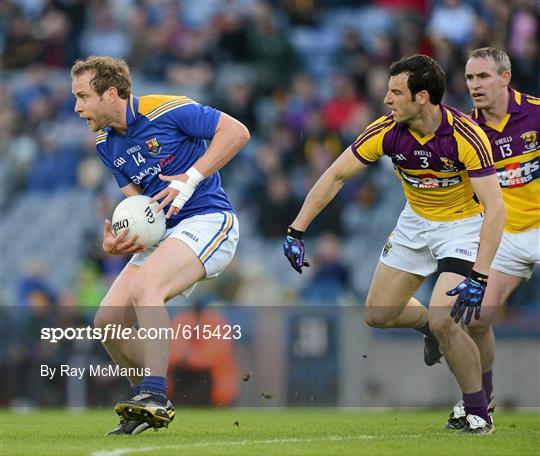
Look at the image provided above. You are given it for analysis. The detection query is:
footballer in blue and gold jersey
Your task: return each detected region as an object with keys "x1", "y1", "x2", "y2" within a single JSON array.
[{"x1": 72, "y1": 56, "x2": 249, "y2": 436}]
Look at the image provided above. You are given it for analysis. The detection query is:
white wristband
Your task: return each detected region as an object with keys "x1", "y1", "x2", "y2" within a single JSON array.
[{"x1": 186, "y1": 166, "x2": 204, "y2": 187}]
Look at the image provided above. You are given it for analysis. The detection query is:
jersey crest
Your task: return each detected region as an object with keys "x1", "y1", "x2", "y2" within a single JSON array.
[
  {"x1": 520, "y1": 130, "x2": 538, "y2": 153},
  {"x1": 145, "y1": 137, "x2": 162, "y2": 156}
]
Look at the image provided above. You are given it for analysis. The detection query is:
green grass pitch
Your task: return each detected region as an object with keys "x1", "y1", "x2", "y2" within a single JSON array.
[{"x1": 1, "y1": 408, "x2": 539, "y2": 455}]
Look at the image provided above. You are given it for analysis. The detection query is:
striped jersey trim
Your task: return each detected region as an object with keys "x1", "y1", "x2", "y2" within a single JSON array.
[
  {"x1": 352, "y1": 116, "x2": 393, "y2": 148},
  {"x1": 145, "y1": 98, "x2": 193, "y2": 121},
  {"x1": 453, "y1": 117, "x2": 491, "y2": 168},
  {"x1": 199, "y1": 213, "x2": 234, "y2": 263},
  {"x1": 96, "y1": 132, "x2": 108, "y2": 145},
  {"x1": 351, "y1": 116, "x2": 394, "y2": 162}
]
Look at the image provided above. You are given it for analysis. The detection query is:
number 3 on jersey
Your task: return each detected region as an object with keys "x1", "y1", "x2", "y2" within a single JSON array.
[{"x1": 131, "y1": 152, "x2": 146, "y2": 166}]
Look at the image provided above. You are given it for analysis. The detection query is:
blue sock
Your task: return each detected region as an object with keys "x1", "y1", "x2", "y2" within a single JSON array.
[
  {"x1": 140, "y1": 376, "x2": 167, "y2": 403},
  {"x1": 131, "y1": 385, "x2": 141, "y2": 396}
]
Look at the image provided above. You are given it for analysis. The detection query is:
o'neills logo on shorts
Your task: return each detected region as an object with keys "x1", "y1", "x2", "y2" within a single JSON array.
[
  {"x1": 398, "y1": 170, "x2": 462, "y2": 188},
  {"x1": 497, "y1": 157, "x2": 539, "y2": 188},
  {"x1": 382, "y1": 240, "x2": 392, "y2": 257}
]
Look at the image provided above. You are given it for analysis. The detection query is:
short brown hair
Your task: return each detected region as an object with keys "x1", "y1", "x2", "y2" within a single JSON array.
[
  {"x1": 389, "y1": 54, "x2": 446, "y2": 105},
  {"x1": 468, "y1": 47, "x2": 511, "y2": 74},
  {"x1": 71, "y1": 56, "x2": 132, "y2": 99}
]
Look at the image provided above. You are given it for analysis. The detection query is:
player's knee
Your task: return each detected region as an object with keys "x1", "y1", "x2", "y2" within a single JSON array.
[
  {"x1": 428, "y1": 315, "x2": 456, "y2": 343},
  {"x1": 365, "y1": 307, "x2": 393, "y2": 328},
  {"x1": 466, "y1": 317, "x2": 491, "y2": 337},
  {"x1": 128, "y1": 276, "x2": 163, "y2": 305},
  {"x1": 94, "y1": 308, "x2": 112, "y2": 331},
  {"x1": 93, "y1": 312, "x2": 105, "y2": 330}
]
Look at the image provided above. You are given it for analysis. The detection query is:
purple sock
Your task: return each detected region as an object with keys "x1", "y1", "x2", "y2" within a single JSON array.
[
  {"x1": 463, "y1": 389, "x2": 490, "y2": 424},
  {"x1": 416, "y1": 322, "x2": 435, "y2": 339},
  {"x1": 482, "y1": 370, "x2": 493, "y2": 401}
]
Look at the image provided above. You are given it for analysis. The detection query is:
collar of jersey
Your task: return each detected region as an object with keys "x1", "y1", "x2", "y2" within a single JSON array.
[
  {"x1": 435, "y1": 104, "x2": 452, "y2": 135},
  {"x1": 405, "y1": 104, "x2": 452, "y2": 145},
  {"x1": 126, "y1": 95, "x2": 139, "y2": 126}
]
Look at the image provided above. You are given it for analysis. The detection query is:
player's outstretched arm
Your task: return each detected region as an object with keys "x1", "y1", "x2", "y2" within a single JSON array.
[
  {"x1": 447, "y1": 174, "x2": 505, "y2": 324},
  {"x1": 290, "y1": 146, "x2": 367, "y2": 232},
  {"x1": 284, "y1": 147, "x2": 367, "y2": 273}
]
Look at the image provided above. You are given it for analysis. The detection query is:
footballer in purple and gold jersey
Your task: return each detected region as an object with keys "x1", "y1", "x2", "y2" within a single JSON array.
[
  {"x1": 442, "y1": 48, "x2": 539, "y2": 433},
  {"x1": 471, "y1": 88, "x2": 539, "y2": 235},
  {"x1": 351, "y1": 104, "x2": 495, "y2": 222},
  {"x1": 285, "y1": 55, "x2": 505, "y2": 434}
]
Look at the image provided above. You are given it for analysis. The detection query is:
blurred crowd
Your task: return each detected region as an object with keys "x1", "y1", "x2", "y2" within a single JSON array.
[{"x1": 1, "y1": 0, "x2": 539, "y2": 406}]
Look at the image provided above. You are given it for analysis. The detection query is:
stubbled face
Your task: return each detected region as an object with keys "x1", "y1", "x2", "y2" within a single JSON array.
[
  {"x1": 71, "y1": 71, "x2": 113, "y2": 132},
  {"x1": 465, "y1": 57, "x2": 509, "y2": 111},
  {"x1": 384, "y1": 73, "x2": 421, "y2": 125}
]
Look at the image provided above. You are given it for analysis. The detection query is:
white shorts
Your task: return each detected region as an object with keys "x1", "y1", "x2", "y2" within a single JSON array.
[
  {"x1": 129, "y1": 212, "x2": 239, "y2": 296},
  {"x1": 380, "y1": 203, "x2": 482, "y2": 277},
  {"x1": 491, "y1": 228, "x2": 540, "y2": 279}
]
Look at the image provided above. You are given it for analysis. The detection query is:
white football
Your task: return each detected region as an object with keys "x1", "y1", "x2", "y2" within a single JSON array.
[{"x1": 111, "y1": 195, "x2": 166, "y2": 249}]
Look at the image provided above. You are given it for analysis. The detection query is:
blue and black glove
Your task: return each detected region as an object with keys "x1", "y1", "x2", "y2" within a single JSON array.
[
  {"x1": 283, "y1": 226, "x2": 310, "y2": 274},
  {"x1": 446, "y1": 270, "x2": 488, "y2": 325}
]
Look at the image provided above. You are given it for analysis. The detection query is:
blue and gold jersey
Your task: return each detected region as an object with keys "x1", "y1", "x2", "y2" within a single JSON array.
[
  {"x1": 471, "y1": 89, "x2": 540, "y2": 233},
  {"x1": 351, "y1": 104, "x2": 496, "y2": 221},
  {"x1": 96, "y1": 95, "x2": 233, "y2": 228}
]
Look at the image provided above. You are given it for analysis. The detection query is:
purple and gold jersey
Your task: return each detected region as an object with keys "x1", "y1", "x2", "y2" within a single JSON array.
[
  {"x1": 351, "y1": 104, "x2": 495, "y2": 222},
  {"x1": 471, "y1": 89, "x2": 540, "y2": 233},
  {"x1": 96, "y1": 95, "x2": 233, "y2": 228}
]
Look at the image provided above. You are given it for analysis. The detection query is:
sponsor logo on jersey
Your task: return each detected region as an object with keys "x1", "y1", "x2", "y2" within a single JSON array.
[
  {"x1": 398, "y1": 170, "x2": 462, "y2": 188},
  {"x1": 392, "y1": 154, "x2": 406, "y2": 162},
  {"x1": 520, "y1": 130, "x2": 538, "y2": 153},
  {"x1": 439, "y1": 157, "x2": 460, "y2": 172},
  {"x1": 497, "y1": 157, "x2": 539, "y2": 188},
  {"x1": 159, "y1": 152, "x2": 176, "y2": 168},
  {"x1": 414, "y1": 150, "x2": 432, "y2": 157},
  {"x1": 131, "y1": 164, "x2": 162, "y2": 185},
  {"x1": 146, "y1": 137, "x2": 162, "y2": 155}
]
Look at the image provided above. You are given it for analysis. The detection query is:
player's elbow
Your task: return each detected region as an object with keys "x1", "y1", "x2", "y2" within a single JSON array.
[{"x1": 235, "y1": 122, "x2": 250, "y2": 148}]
